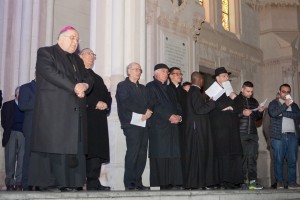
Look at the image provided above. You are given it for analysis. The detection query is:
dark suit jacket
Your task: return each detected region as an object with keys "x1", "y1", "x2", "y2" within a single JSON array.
[
  {"x1": 116, "y1": 77, "x2": 149, "y2": 129},
  {"x1": 1, "y1": 100, "x2": 16, "y2": 146},
  {"x1": 31, "y1": 44, "x2": 93, "y2": 154},
  {"x1": 19, "y1": 80, "x2": 36, "y2": 138}
]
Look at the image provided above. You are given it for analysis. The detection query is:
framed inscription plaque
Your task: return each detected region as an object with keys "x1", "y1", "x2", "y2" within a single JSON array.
[{"x1": 161, "y1": 31, "x2": 189, "y2": 82}]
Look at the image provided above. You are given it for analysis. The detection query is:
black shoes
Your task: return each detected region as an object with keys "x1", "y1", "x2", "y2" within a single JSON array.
[
  {"x1": 6, "y1": 185, "x2": 14, "y2": 191},
  {"x1": 136, "y1": 185, "x2": 150, "y2": 191},
  {"x1": 99, "y1": 184, "x2": 111, "y2": 191},
  {"x1": 15, "y1": 185, "x2": 23, "y2": 191},
  {"x1": 6, "y1": 184, "x2": 23, "y2": 191},
  {"x1": 125, "y1": 185, "x2": 136, "y2": 191},
  {"x1": 125, "y1": 185, "x2": 150, "y2": 191},
  {"x1": 87, "y1": 184, "x2": 111, "y2": 191}
]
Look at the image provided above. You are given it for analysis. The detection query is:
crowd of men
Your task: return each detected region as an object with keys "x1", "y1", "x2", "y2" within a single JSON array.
[{"x1": 1, "y1": 26, "x2": 300, "y2": 192}]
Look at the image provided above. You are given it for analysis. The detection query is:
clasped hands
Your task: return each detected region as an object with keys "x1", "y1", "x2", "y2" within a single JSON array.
[
  {"x1": 74, "y1": 83, "x2": 89, "y2": 98},
  {"x1": 169, "y1": 114, "x2": 182, "y2": 124}
]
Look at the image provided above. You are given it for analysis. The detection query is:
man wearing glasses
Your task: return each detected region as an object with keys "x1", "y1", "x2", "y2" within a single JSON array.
[
  {"x1": 268, "y1": 83, "x2": 300, "y2": 189},
  {"x1": 116, "y1": 62, "x2": 152, "y2": 191},
  {"x1": 28, "y1": 26, "x2": 93, "y2": 192},
  {"x1": 168, "y1": 67, "x2": 187, "y2": 184},
  {"x1": 80, "y1": 48, "x2": 112, "y2": 191}
]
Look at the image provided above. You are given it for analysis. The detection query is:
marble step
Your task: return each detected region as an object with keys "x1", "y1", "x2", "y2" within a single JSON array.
[{"x1": 0, "y1": 189, "x2": 300, "y2": 200}]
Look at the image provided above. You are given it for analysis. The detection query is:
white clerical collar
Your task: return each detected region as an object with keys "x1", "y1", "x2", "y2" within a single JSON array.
[{"x1": 192, "y1": 84, "x2": 201, "y2": 89}]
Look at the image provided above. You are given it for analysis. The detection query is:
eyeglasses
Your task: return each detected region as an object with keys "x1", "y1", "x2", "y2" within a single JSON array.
[
  {"x1": 63, "y1": 35, "x2": 80, "y2": 43},
  {"x1": 281, "y1": 90, "x2": 291, "y2": 94},
  {"x1": 130, "y1": 68, "x2": 142, "y2": 73},
  {"x1": 83, "y1": 52, "x2": 96, "y2": 57},
  {"x1": 171, "y1": 72, "x2": 183, "y2": 76}
]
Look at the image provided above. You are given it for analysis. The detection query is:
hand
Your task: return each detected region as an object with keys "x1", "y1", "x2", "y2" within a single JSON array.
[
  {"x1": 285, "y1": 99, "x2": 293, "y2": 106},
  {"x1": 258, "y1": 106, "x2": 265, "y2": 112},
  {"x1": 141, "y1": 109, "x2": 153, "y2": 121},
  {"x1": 96, "y1": 101, "x2": 108, "y2": 110},
  {"x1": 243, "y1": 109, "x2": 252, "y2": 116},
  {"x1": 74, "y1": 83, "x2": 89, "y2": 96},
  {"x1": 77, "y1": 91, "x2": 85, "y2": 98},
  {"x1": 229, "y1": 92, "x2": 237, "y2": 100},
  {"x1": 169, "y1": 114, "x2": 181, "y2": 124}
]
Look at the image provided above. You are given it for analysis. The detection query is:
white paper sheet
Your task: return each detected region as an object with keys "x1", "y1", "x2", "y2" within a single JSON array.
[
  {"x1": 130, "y1": 112, "x2": 146, "y2": 127},
  {"x1": 252, "y1": 98, "x2": 268, "y2": 111},
  {"x1": 205, "y1": 81, "x2": 225, "y2": 101},
  {"x1": 222, "y1": 81, "x2": 234, "y2": 96}
]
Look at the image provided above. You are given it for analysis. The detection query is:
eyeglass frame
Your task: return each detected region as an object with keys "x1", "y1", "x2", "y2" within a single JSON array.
[{"x1": 62, "y1": 35, "x2": 81, "y2": 43}]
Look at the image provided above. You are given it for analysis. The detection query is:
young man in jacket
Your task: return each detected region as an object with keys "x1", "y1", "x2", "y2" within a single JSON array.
[{"x1": 268, "y1": 83, "x2": 300, "y2": 189}]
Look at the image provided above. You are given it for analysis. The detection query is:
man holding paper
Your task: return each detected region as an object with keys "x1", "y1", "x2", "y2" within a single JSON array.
[
  {"x1": 234, "y1": 81, "x2": 264, "y2": 190},
  {"x1": 268, "y1": 83, "x2": 300, "y2": 189},
  {"x1": 209, "y1": 67, "x2": 244, "y2": 189},
  {"x1": 116, "y1": 62, "x2": 152, "y2": 191}
]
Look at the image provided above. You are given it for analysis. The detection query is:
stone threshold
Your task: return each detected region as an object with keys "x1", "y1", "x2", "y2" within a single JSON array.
[{"x1": 0, "y1": 189, "x2": 300, "y2": 200}]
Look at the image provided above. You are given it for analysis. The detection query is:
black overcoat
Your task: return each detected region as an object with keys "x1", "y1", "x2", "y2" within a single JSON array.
[
  {"x1": 184, "y1": 85, "x2": 218, "y2": 188},
  {"x1": 146, "y1": 79, "x2": 182, "y2": 158},
  {"x1": 19, "y1": 80, "x2": 36, "y2": 139},
  {"x1": 210, "y1": 93, "x2": 244, "y2": 184},
  {"x1": 86, "y1": 69, "x2": 112, "y2": 162},
  {"x1": 31, "y1": 44, "x2": 93, "y2": 154}
]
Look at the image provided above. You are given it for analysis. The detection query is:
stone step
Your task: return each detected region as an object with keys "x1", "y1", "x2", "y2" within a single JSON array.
[{"x1": 0, "y1": 189, "x2": 300, "y2": 200}]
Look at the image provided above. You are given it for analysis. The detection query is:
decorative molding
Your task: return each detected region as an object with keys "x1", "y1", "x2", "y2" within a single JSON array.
[
  {"x1": 157, "y1": 13, "x2": 191, "y2": 34},
  {"x1": 282, "y1": 65, "x2": 296, "y2": 74},
  {"x1": 246, "y1": 0, "x2": 300, "y2": 9},
  {"x1": 171, "y1": 0, "x2": 189, "y2": 13},
  {"x1": 146, "y1": 11, "x2": 153, "y2": 24},
  {"x1": 263, "y1": 57, "x2": 297, "y2": 73},
  {"x1": 146, "y1": 0, "x2": 158, "y2": 24},
  {"x1": 191, "y1": 14, "x2": 205, "y2": 42}
]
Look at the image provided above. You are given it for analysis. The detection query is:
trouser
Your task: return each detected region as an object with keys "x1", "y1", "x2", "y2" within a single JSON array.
[
  {"x1": 123, "y1": 126, "x2": 148, "y2": 188},
  {"x1": 22, "y1": 129, "x2": 32, "y2": 189},
  {"x1": 5, "y1": 130, "x2": 25, "y2": 186},
  {"x1": 240, "y1": 134, "x2": 258, "y2": 182},
  {"x1": 86, "y1": 158, "x2": 105, "y2": 188},
  {"x1": 272, "y1": 133, "x2": 298, "y2": 185}
]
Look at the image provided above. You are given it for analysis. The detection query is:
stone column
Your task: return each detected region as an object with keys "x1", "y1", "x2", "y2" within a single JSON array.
[
  {"x1": 18, "y1": 0, "x2": 33, "y2": 85},
  {"x1": 45, "y1": 0, "x2": 54, "y2": 46}
]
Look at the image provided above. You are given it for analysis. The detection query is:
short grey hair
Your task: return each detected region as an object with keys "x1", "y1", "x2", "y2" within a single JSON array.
[
  {"x1": 15, "y1": 86, "x2": 20, "y2": 96},
  {"x1": 126, "y1": 62, "x2": 140, "y2": 76},
  {"x1": 79, "y1": 48, "x2": 93, "y2": 55}
]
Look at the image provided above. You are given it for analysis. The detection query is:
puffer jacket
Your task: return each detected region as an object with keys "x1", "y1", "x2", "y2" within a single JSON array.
[
  {"x1": 268, "y1": 98, "x2": 300, "y2": 140},
  {"x1": 234, "y1": 93, "x2": 263, "y2": 135}
]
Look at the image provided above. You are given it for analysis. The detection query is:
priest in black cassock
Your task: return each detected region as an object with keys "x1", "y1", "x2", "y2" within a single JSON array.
[
  {"x1": 209, "y1": 67, "x2": 244, "y2": 189},
  {"x1": 168, "y1": 67, "x2": 188, "y2": 183},
  {"x1": 146, "y1": 63, "x2": 183, "y2": 190},
  {"x1": 29, "y1": 26, "x2": 93, "y2": 191},
  {"x1": 80, "y1": 48, "x2": 112, "y2": 191},
  {"x1": 184, "y1": 72, "x2": 218, "y2": 189}
]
